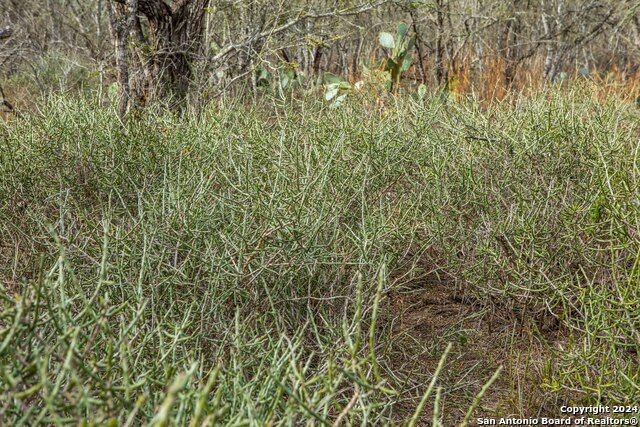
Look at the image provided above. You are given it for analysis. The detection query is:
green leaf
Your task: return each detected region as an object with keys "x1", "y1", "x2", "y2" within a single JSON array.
[
  {"x1": 280, "y1": 69, "x2": 294, "y2": 89},
  {"x1": 281, "y1": 74, "x2": 290, "y2": 89},
  {"x1": 331, "y1": 94, "x2": 348, "y2": 108},
  {"x1": 323, "y1": 73, "x2": 342, "y2": 84},
  {"x1": 379, "y1": 32, "x2": 395, "y2": 49},
  {"x1": 418, "y1": 83, "x2": 427, "y2": 100},
  {"x1": 338, "y1": 81, "x2": 352, "y2": 91},
  {"x1": 401, "y1": 56, "x2": 412, "y2": 72},
  {"x1": 396, "y1": 23, "x2": 409, "y2": 40},
  {"x1": 325, "y1": 83, "x2": 339, "y2": 101},
  {"x1": 406, "y1": 36, "x2": 415, "y2": 52},
  {"x1": 257, "y1": 67, "x2": 270, "y2": 83}
]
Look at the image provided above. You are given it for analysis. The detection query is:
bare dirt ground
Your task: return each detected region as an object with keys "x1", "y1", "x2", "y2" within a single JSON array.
[{"x1": 385, "y1": 278, "x2": 568, "y2": 424}]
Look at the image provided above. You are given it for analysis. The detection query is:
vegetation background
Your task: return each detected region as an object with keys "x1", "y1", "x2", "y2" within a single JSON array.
[
  {"x1": 1, "y1": 1, "x2": 639, "y2": 426},
  {"x1": 1, "y1": 0, "x2": 640, "y2": 110}
]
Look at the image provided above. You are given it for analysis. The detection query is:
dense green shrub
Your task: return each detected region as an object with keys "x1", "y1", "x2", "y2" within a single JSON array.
[{"x1": 1, "y1": 87, "x2": 638, "y2": 425}]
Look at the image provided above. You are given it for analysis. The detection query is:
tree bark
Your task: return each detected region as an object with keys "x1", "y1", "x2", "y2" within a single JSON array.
[
  {"x1": 108, "y1": 0, "x2": 209, "y2": 109},
  {"x1": 434, "y1": 0, "x2": 447, "y2": 85},
  {"x1": 107, "y1": 0, "x2": 137, "y2": 117},
  {"x1": 0, "y1": 27, "x2": 15, "y2": 113},
  {"x1": 499, "y1": 9, "x2": 516, "y2": 88},
  {"x1": 541, "y1": 1, "x2": 559, "y2": 82},
  {"x1": 409, "y1": 10, "x2": 427, "y2": 85}
]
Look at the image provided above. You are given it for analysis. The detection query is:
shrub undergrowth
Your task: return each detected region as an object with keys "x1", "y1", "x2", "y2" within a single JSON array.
[{"x1": 1, "y1": 86, "x2": 638, "y2": 425}]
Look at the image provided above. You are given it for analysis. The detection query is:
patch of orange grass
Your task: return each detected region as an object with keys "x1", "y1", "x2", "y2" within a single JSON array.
[{"x1": 406, "y1": 48, "x2": 638, "y2": 105}]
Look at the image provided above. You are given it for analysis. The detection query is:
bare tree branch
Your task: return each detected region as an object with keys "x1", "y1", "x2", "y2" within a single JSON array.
[{"x1": 210, "y1": 1, "x2": 389, "y2": 64}]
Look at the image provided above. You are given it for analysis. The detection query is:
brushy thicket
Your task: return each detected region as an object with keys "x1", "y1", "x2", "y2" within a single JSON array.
[{"x1": 0, "y1": 86, "x2": 639, "y2": 425}]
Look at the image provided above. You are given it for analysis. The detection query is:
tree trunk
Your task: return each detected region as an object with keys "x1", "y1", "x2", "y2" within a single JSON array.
[
  {"x1": 312, "y1": 41, "x2": 325, "y2": 82},
  {"x1": 409, "y1": 10, "x2": 427, "y2": 85},
  {"x1": 434, "y1": 0, "x2": 447, "y2": 86},
  {"x1": 499, "y1": 6, "x2": 516, "y2": 89},
  {"x1": 109, "y1": 0, "x2": 209, "y2": 109},
  {"x1": 0, "y1": 27, "x2": 15, "y2": 113},
  {"x1": 107, "y1": 1, "x2": 136, "y2": 117}
]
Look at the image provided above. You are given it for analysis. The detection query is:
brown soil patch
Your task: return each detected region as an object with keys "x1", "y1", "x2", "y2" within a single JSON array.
[{"x1": 384, "y1": 281, "x2": 564, "y2": 424}]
